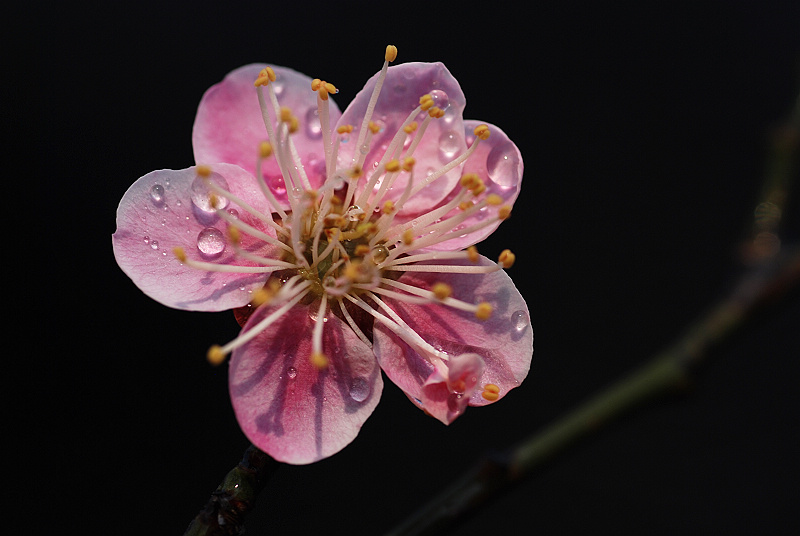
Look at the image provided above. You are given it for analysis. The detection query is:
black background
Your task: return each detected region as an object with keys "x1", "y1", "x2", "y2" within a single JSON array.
[{"x1": 19, "y1": 1, "x2": 800, "y2": 534}]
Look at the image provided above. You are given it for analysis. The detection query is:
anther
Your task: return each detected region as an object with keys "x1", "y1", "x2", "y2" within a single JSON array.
[
  {"x1": 402, "y1": 229, "x2": 415, "y2": 245},
  {"x1": 466, "y1": 246, "x2": 479, "y2": 263},
  {"x1": 460, "y1": 173, "x2": 480, "y2": 189},
  {"x1": 498, "y1": 205, "x2": 512, "y2": 220},
  {"x1": 280, "y1": 106, "x2": 293, "y2": 123},
  {"x1": 481, "y1": 384, "x2": 500, "y2": 401},
  {"x1": 498, "y1": 249, "x2": 516, "y2": 268},
  {"x1": 419, "y1": 94, "x2": 434, "y2": 111},
  {"x1": 368, "y1": 121, "x2": 381, "y2": 134},
  {"x1": 382, "y1": 200, "x2": 395, "y2": 214},
  {"x1": 402, "y1": 157, "x2": 416, "y2": 171},
  {"x1": 486, "y1": 194, "x2": 503, "y2": 206},
  {"x1": 385, "y1": 45, "x2": 398, "y2": 62},
  {"x1": 172, "y1": 246, "x2": 187, "y2": 263},
  {"x1": 475, "y1": 302, "x2": 493, "y2": 320},
  {"x1": 207, "y1": 345, "x2": 226, "y2": 366},
  {"x1": 196, "y1": 165, "x2": 212, "y2": 177},
  {"x1": 249, "y1": 287, "x2": 273, "y2": 307},
  {"x1": 385, "y1": 159, "x2": 401, "y2": 173},
  {"x1": 337, "y1": 124, "x2": 354, "y2": 134},
  {"x1": 259, "y1": 141, "x2": 273, "y2": 158},
  {"x1": 431, "y1": 282, "x2": 452, "y2": 300},
  {"x1": 459, "y1": 201, "x2": 474, "y2": 211},
  {"x1": 354, "y1": 244, "x2": 371, "y2": 257},
  {"x1": 403, "y1": 122, "x2": 418, "y2": 134},
  {"x1": 227, "y1": 225, "x2": 241, "y2": 246},
  {"x1": 427, "y1": 107, "x2": 445, "y2": 118},
  {"x1": 473, "y1": 124, "x2": 491, "y2": 140}
]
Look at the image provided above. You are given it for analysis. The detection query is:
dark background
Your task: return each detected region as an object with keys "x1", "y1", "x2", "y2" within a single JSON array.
[{"x1": 20, "y1": 1, "x2": 800, "y2": 534}]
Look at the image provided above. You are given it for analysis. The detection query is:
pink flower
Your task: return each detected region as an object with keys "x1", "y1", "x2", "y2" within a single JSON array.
[{"x1": 113, "y1": 46, "x2": 532, "y2": 464}]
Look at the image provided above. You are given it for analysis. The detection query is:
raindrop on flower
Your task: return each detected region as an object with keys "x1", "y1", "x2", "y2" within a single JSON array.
[
  {"x1": 429, "y1": 89, "x2": 450, "y2": 111},
  {"x1": 150, "y1": 240, "x2": 159, "y2": 250},
  {"x1": 287, "y1": 367, "x2": 297, "y2": 379},
  {"x1": 305, "y1": 108, "x2": 322, "y2": 139},
  {"x1": 511, "y1": 310, "x2": 529, "y2": 332},
  {"x1": 149, "y1": 184, "x2": 165, "y2": 205},
  {"x1": 438, "y1": 130, "x2": 461, "y2": 162},
  {"x1": 196, "y1": 227, "x2": 226, "y2": 258},
  {"x1": 191, "y1": 174, "x2": 230, "y2": 212},
  {"x1": 486, "y1": 141, "x2": 520, "y2": 189},
  {"x1": 349, "y1": 378, "x2": 370, "y2": 402}
]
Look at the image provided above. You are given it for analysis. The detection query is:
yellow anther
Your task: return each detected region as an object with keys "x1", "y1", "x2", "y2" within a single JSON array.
[
  {"x1": 337, "y1": 124, "x2": 354, "y2": 134},
  {"x1": 486, "y1": 193, "x2": 503, "y2": 206},
  {"x1": 471, "y1": 180, "x2": 486, "y2": 196},
  {"x1": 402, "y1": 229, "x2": 415, "y2": 245},
  {"x1": 196, "y1": 165, "x2": 212, "y2": 177},
  {"x1": 385, "y1": 159, "x2": 401, "y2": 173},
  {"x1": 254, "y1": 68, "x2": 276, "y2": 87},
  {"x1": 330, "y1": 196, "x2": 343, "y2": 206},
  {"x1": 498, "y1": 249, "x2": 516, "y2": 268},
  {"x1": 498, "y1": 205, "x2": 512, "y2": 220},
  {"x1": 368, "y1": 121, "x2": 381, "y2": 134},
  {"x1": 431, "y1": 282, "x2": 452, "y2": 300},
  {"x1": 403, "y1": 122, "x2": 418, "y2": 134},
  {"x1": 354, "y1": 244, "x2": 371, "y2": 257},
  {"x1": 475, "y1": 302, "x2": 493, "y2": 320},
  {"x1": 289, "y1": 116, "x2": 299, "y2": 133},
  {"x1": 402, "y1": 157, "x2": 416, "y2": 171},
  {"x1": 419, "y1": 94, "x2": 434, "y2": 111},
  {"x1": 311, "y1": 78, "x2": 322, "y2": 91},
  {"x1": 227, "y1": 225, "x2": 241, "y2": 245},
  {"x1": 311, "y1": 352, "x2": 329, "y2": 369},
  {"x1": 460, "y1": 173, "x2": 480, "y2": 189},
  {"x1": 207, "y1": 345, "x2": 226, "y2": 366},
  {"x1": 481, "y1": 384, "x2": 500, "y2": 402},
  {"x1": 466, "y1": 245, "x2": 479, "y2": 263},
  {"x1": 385, "y1": 45, "x2": 398, "y2": 62},
  {"x1": 209, "y1": 193, "x2": 219, "y2": 209},
  {"x1": 382, "y1": 200, "x2": 396, "y2": 214},
  {"x1": 427, "y1": 107, "x2": 445, "y2": 118},
  {"x1": 280, "y1": 106, "x2": 293, "y2": 122},
  {"x1": 259, "y1": 141, "x2": 273, "y2": 158},
  {"x1": 459, "y1": 201, "x2": 474, "y2": 211},
  {"x1": 473, "y1": 124, "x2": 491, "y2": 140},
  {"x1": 343, "y1": 261, "x2": 362, "y2": 281},
  {"x1": 172, "y1": 246, "x2": 187, "y2": 263},
  {"x1": 249, "y1": 287, "x2": 273, "y2": 307},
  {"x1": 312, "y1": 79, "x2": 337, "y2": 100}
]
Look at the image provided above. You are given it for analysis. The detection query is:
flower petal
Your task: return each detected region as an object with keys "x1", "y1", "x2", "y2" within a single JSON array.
[
  {"x1": 229, "y1": 303, "x2": 383, "y2": 464},
  {"x1": 112, "y1": 164, "x2": 278, "y2": 311},
  {"x1": 423, "y1": 120, "x2": 524, "y2": 251},
  {"x1": 373, "y1": 256, "x2": 532, "y2": 422},
  {"x1": 193, "y1": 64, "x2": 339, "y2": 209},
  {"x1": 336, "y1": 62, "x2": 467, "y2": 215}
]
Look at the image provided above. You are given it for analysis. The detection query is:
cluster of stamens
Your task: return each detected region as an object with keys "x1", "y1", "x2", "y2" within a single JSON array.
[{"x1": 175, "y1": 46, "x2": 516, "y2": 402}]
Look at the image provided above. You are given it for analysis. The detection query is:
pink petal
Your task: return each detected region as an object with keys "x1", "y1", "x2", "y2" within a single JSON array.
[
  {"x1": 422, "y1": 120, "x2": 524, "y2": 251},
  {"x1": 229, "y1": 303, "x2": 383, "y2": 464},
  {"x1": 373, "y1": 256, "x2": 532, "y2": 422},
  {"x1": 336, "y1": 62, "x2": 467, "y2": 215},
  {"x1": 192, "y1": 64, "x2": 339, "y2": 209},
  {"x1": 112, "y1": 164, "x2": 278, "y2": 311},
  {"x1": 420, "y1": 353, "x2": 486, "y2": 424}
]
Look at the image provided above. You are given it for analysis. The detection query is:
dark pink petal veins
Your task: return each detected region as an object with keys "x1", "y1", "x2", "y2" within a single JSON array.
[
  {"x1": 373, "y1": 256, "x2": 532, "y2": 423},
  {"x1": 193, "y1": 64, "x2": 341, "y2": 209},
  {"x1": 112, "y1": 164, "x2": 278, "y2": 311},
  {"x1": 229, "y1": 303, "x2": 383, "y2": 465}
]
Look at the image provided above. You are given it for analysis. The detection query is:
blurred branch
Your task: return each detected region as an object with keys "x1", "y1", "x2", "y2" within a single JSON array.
[{"x1": 384, "y1": 92, "x2": 800, "y2": 536}]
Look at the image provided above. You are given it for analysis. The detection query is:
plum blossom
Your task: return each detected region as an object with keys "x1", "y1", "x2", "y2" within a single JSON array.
[{"x1": 113, "y1": 46, "x2": 533, "y2": 464}]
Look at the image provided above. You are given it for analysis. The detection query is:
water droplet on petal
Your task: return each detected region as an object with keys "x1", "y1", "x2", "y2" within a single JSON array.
[
  {"x1": 511, "y1": 310, "x2": 529, "y2": 332},
  {"x1": 143, "y1": 236, "x2": 150, "y2": 244},
  {"x1": 196, "y1": 227, "x2": 226, "y2": 258},
  {"x1": 486, "y1": 141, "x2": 520, "y2": 189},
  {"x1": 150, "y1": 240, "x2": 159, "y2": 250},
  {"x1": 287, "y1": 367, "x2": 297, "y2": 379},
  {"x1": 149, "y1": 184, "x2": 165, "y2": 205},
  {"x1": 438, "y1": 130, "x2": 461, "y2": 162},
  {"x1": 349, "y1": 378, "x2": 370, "y2": 402},
  {"x1": 429, "y1": 89, "x2": 450, "y2": 111},
  {"x1": 305, "y1": 108, "x2": 322, "y2": 139},
  {"x1": 191, "y1": 174, "x2": 230, "y2": 212}
]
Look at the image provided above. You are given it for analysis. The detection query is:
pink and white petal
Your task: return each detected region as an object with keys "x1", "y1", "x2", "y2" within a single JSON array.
[
  {"x1": 418, "y1": 353, "x2": 486, "y2": 424},
  {"x1": 229, "y1": 303, "x2": 383, "y2": 465},
  {"x1": 421, "y1": 121, "x2": 524, "y2": 252},
  {"x1": 113, "y1": 164, "x2": 278, "y2": 311},
  {"x1": 336, "y1": 62, "x2": 467, "y2": 215},
  {"x1": 373, "y1": 256, "x2": 532, "y2": 418},
  {"x1": 192, "y1": 64, "x2": 339, "y2": 208}
]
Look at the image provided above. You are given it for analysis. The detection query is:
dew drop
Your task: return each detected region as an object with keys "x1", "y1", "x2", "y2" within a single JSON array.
[
  {"x1": 511, "y1": 310, "x2": 529, "y2": 332},
  {"x1": 438, "y1": 130, "x2": 461, "y2": 162},
  {"x1": 287, "y1": 367, "x2": 297, "y2": 379},
  {"x1": 196, "y1": 227, "x2": 226, "y2": 258},
  {"x1": 191, "y1": 174, "x2": 230, "y2": 212},
  {"x1": 486, "y1": 141, "x2": 520, "y2": 188},
  {"x1": 143, "y1": 235, "x2": 150, "y2": 244},
  {"x1": 429, "y1": 89, "x2": 450, "y2": 111},
  {"x1": 349, "y1": 378, "x2": 370, "y2": 402},
  {"x1": 150, "y1": 240, "x2": 159, "y2": 250},
  {"x1": 305, "y1": 108, "x2": 322, "y2": 139},
  {"x1": 149, "y1": 184, "x2": 165, "y2": 205},
  {"x1": 227, "y1": 208, "x2": 239, "y2": 219},
  {"x1": 268, "y1": 175, "x2": 286, "y2": 195}
]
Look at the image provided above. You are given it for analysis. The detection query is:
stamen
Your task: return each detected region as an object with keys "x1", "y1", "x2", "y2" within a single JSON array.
[
  {"x1": 481, "y1": 383, "x2": 501, "y2": 401},
  {"x1": 351, "y1": 45, "x2": 397, "y2": 167},
  {"x1": 172, "y1": 246, "x2": 285, "y2": 274},
  {"x1": 311, "y1": 293, "x2": 329, "y2": 368}
]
